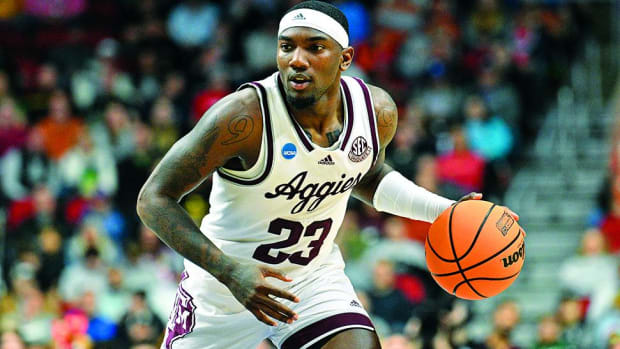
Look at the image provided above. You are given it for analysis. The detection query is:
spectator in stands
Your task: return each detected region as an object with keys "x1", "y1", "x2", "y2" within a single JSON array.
[
  {"x1": 5, "y1": 184, "x2": 64, "y2": 250},
  {"x1": 533, "y1": 315, "x2": 568, "y2": 349},
  {"x1": 464, "y1": 94, "x2": 513, "y2": 199},
  {"x1": 559, "y1": 228, "x2": 618, "y2": 322},
  {"x1": 58, "y1": 247, "x2": 109, "y2": 304},
  {"x1": 488, "y1": 300, "x2": 521, "y2": 347},
  {"x1": 191, "y1": 72, "x2": 231, "y2": 124},
  {"x1": 465, "y1": 0, "x2": 506, "y2": 47},
  {"x1": 417, "y1": 70, "x2": 463, "y2": 127},
  {"x1": 36, "y1": 226, "x2": 65, "y2": 292},
  {"x1": 115, "y1": 121, "x2": 157, "y2": 230},
  {"x1": 58, "y1": 129, "x2": 118, "y2": 197},
  {"x1": 243, "y1": 21, "x2": 278, "y2": 77},
  {"x1": 33, "y1": 90, "x2": 83, "y2": 161},
  {"x1": 71, "y1": 38, "x2": 136, "y2": 110},
  {"x1": 65, "y1": 219, "x2": 119, "y2": 266},
  {"x1": 90, "y1": 101, "x2": 136, "y2": 162},
  {"x1": 1, "y1": 128, "x2": 61, "y2": 201},
  {"x1": 556, "y1": 296, "x2": 586, "y2": 346},
  {"x1": 437, "y1": 120, "x2": 485, "y2": 198},
  {"x1": 367, "y1": 260, "x2": 414, "y2": 334},
  {"x1": 477, "y1": 67, "x2": 521, "y2": 131},
  {"x1": 0, "y1": 97, "x2": 27, "y2": 157},
  {"x1": 22, "y1": 63, "x2": 60, "y2": 121},
  {"x1": 115, "y1": 290, "x2": 164, "y2": 347},
  {"x1": 464, "y1": 94, "x2": 514, "y2": 161},
  {"x1": 96, "y1": 268, "x2": 131, "y2": 324},
  {"x1": 167, "y1": 0, "x2": 220, "y2": 48},
  {"x1": 149, "y1": 96, "x2": 179, "y2": 157}
]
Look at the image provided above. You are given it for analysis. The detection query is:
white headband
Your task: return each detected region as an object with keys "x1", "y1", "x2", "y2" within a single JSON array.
[{"x1": 278, "y1": 9, "x2": 349, "y2": 48}]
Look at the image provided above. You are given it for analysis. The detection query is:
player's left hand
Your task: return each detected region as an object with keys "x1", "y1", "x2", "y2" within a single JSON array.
[
  {"x1": 456, "y1": 192, "x2": 483, "y2": 203},
  {"x1": 455, "y1": 192, "x2": 520, "y2": 223}
]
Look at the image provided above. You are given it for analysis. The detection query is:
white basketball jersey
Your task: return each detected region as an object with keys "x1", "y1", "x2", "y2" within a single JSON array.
[{"x1": 192, "y1": 72, "x2": 380, "y2": 278}]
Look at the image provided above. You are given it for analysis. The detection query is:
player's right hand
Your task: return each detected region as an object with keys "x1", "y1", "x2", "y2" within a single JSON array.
[{"x1": 225, "y1": 264, "x2": 300, "y2": 326}]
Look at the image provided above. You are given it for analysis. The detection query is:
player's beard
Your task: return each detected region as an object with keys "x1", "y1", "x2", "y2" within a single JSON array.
[{"x1": 286, "y1": 94, "x2": 316, "y2": 109}]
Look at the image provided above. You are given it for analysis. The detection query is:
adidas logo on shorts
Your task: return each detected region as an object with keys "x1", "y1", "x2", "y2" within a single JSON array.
[
  {"x1": 350, "y1": 300, "x2": 361, "y2": 308},
  {"x1": 318, "y1": 155, "x2": 335, "y2": 165},
  {"x1": 292, "y1": 13, "x2": 306, "y2": 20}
]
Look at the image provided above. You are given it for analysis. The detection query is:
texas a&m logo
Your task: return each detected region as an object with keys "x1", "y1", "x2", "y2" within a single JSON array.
[{"x1": 164, "y1": 272, "x2": 196, "y2": 348}]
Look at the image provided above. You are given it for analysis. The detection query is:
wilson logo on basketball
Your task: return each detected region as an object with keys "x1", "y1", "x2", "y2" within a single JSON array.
[
  {"x1": 495, "y1": 211, "x2": 514, "y2": 236},
  {"x1": 348, "y1": 136, "x2": 371, "y2": 162},
  {"x1": 502, "y1": 242, "x2": 524, "y2": 268}
]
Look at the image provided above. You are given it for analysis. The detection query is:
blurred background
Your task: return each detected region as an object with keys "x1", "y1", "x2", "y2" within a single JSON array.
[{"x1": 0, "y1": 0, "x2": 618, "y2": 348}]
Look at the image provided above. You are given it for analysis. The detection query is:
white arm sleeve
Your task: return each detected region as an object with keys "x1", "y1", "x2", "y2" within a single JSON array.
[{"x1": 372, "y1": 171, "x2": 455, "y2": 223}]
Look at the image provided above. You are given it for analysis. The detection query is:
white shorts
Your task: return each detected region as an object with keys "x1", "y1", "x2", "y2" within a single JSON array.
[{"x1": 161, "y1": 255, "x2": 374, "y2": 349}]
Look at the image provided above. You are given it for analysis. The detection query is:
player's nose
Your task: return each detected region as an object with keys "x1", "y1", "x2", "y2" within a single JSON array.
[{"x1": 289, "y1": 48, "x2": 309, "y2": 70}]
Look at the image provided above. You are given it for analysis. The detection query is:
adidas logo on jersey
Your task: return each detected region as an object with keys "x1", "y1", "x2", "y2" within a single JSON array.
[
  {"x1": 292, "y1": 13, "x2": 306, "y2": 20},
  {"x1": 350, "y1": 300, "x2": 361, "y2": 308},
  {"x1": 318, "y1": 155, "x2": 335, "y2": 165}
]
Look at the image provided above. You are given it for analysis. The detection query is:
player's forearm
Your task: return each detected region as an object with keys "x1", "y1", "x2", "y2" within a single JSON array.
[
  {"x1": 136, "y1": 192, "x2": 238, "y2": 283},
  {"x1": 372, "y1": 171, "x2": 454, "y2": 222},
  {"x1": 352, "y1": 162, "x2": 394, "y2": 205}
]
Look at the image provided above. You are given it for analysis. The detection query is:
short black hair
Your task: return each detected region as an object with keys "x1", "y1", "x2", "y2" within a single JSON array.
[{"x1": 286, "y1": 1, "x2": 349, "y2": 37}]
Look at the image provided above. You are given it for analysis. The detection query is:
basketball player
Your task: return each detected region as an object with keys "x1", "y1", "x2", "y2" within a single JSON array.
[{"x1": 137, "y1": 2, "x2": 507, "y2": 348}]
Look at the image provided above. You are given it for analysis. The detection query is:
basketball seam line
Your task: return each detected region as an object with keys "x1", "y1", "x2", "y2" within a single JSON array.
[
  {"x1": 432, "y1": 230, "x2": 523, "y2": 277},
  {"x1": 452, "y1": 270, "x2": 521, "y2": 294},
  {"x1": 458, "y1": 204, "x2": 496, "y2": 261},
  {"x1": 448, "y1": 203, "x2": 487, "y2": 299},
  {"x1": 426, "y1": 203, "x2": 496, "y2": 263}
]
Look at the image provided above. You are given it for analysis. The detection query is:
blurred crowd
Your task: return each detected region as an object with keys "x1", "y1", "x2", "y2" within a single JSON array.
[{"x1": 0, "y1": 0, "x2": 601, "y2": 348}]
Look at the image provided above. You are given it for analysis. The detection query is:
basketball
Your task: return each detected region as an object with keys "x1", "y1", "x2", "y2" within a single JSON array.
[{"x1": 425, "y1": 200, "x2": 525, "y2": 300}]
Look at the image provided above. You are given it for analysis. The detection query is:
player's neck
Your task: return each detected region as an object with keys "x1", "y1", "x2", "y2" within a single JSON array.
[{"x1": 289, "y1": 82, "x2": 343, "y2": 134}]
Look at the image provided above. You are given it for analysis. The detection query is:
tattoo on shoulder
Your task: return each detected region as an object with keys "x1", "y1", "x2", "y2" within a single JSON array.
[
  {"x1": 378, "y1": 105, "x2": 396, "y2": 129},
  {"x1": 221, "y1": 115, "x2": 255, "y2": 146}
]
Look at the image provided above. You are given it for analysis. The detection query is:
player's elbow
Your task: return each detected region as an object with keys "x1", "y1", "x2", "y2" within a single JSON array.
[{"x1": 136, "y1": 185, "x2": 155, "y2": 220}]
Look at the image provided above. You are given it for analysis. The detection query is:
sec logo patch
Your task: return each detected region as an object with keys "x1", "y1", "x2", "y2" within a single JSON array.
[
  {"x1": 282, "y1": 143, "x2": 297, "y2": 159},
  {"x1": 348, "y1": 136, "x2": 371, "y2": 162}
]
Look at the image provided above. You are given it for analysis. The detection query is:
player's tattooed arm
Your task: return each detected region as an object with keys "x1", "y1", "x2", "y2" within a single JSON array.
[
  {"x1": 352, "y1": 85, "x2": 398, "y2": 205},
  {"x1": 136, "y1": 88, "x2": 262, "y2": 284}
]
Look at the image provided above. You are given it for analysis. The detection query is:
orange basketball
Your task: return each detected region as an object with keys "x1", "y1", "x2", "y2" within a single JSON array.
[{"x1": 425, "y1": 200, "x2": 525, "y2": 300}]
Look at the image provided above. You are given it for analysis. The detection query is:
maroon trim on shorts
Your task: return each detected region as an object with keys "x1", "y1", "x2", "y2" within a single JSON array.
[{"x1": 281, "y1": 313, "x2": 374, "y2": 349}]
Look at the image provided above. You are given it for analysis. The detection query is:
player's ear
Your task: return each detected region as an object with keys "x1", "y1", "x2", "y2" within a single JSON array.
[{"x1": 340, "y1": 46, "x2": 354, "y2": 71}]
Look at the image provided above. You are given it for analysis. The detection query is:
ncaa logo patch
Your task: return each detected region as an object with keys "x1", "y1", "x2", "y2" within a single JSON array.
[
  {"x1": 348, "y1": 136, "x2": 371, "y2": 162},
  {"x1": 282, "y1": 143, "x2": 297, "y2": 159}
]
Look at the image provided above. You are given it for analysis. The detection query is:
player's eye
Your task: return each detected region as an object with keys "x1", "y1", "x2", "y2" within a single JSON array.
[
  {"x1": 280, "y1": 43, "x2": 293, "y2": 51},
  {"x1": 310, "y1": 44, "x2": 324, "y2": 52}
]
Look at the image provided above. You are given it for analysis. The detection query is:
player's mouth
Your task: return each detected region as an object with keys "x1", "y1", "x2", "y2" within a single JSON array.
[{"x1": 289, "y1": 74, "x2": 312, "y2": 91}]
